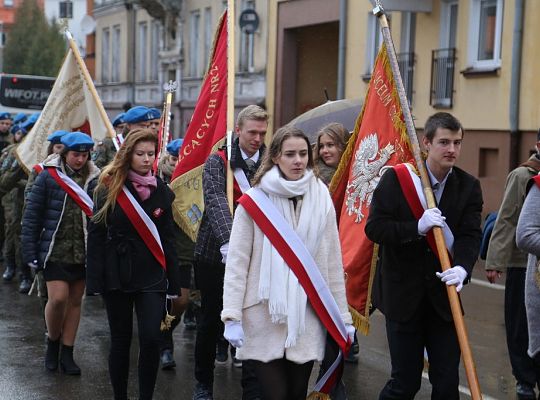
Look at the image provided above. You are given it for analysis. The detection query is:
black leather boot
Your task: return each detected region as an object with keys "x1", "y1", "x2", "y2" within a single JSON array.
[
  {"x1": 2, "y1": 265, "x2": 15, "y2": 282},
  {"x1": 45, "y1": 337, "x2": 60, "y2": 371},
  {"x1": 60, "y1": 345, "x2": 81, "y2": 375}
]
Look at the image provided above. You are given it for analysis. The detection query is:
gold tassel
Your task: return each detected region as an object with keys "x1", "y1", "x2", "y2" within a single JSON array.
[
  {"x1": 306, "y1": 391, "x2": 331, "y2": 400},
  {"x1": 160, "y1": 312, "x2": 176, "y2": 332}
]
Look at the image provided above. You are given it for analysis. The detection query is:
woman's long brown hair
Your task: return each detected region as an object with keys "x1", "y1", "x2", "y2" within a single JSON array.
[{"x1": 92, "y1": 129, "x2": 157, "y2": 224}]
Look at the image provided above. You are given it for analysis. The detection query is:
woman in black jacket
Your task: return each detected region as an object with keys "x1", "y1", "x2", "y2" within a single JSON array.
[{"x1": 86, "y1": 128, "x2": 180, "y2": 400}]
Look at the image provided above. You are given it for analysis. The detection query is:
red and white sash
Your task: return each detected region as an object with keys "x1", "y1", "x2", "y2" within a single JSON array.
[
  {"x1": 238, "y1": 187, "x2": 350, "y2": 395},
  {"x1": 33, "y1": 163, "x2": 44, "y2": 174},
  {"x1": 116, "y1": 186, "x2": 166, "y2": 270},
  {"x1": 47, "y1": 167, "x2": 93, "y2": 217},
  {"x1": 233, "y1": 168, "x2": 251, "y2": 194},
  {"x1": 393, "y1": 163, "x2": 454, "y2": 258}
]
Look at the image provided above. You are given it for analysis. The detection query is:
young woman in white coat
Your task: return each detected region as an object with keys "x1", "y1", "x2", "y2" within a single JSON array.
[{"x1": 221, "y1": 126, "x2": 353, "y2": 400}]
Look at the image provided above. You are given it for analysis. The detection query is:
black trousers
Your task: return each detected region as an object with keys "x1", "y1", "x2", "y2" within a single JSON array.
[
  {"x1": 505, "y1": 267, "x2": 537, "y2": 387},
  {"x1": 252, "y1": 358, "x2": 314, "y2": 400},
  {"x1": 194, "y1": 259, "x2": 261, "y2": 399},
  {"x1": 194, "y1": 259, "x2": 225, "y2": 386},
  {"x1": 103, "y1": 291, "x2": 165, "y2": 400},
  {"x1": 379, "y1": 300, "x2": 460, "y2": 400}
]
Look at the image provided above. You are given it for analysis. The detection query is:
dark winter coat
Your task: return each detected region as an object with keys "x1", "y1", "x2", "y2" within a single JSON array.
[
  {"x1": 21, "y1": 155, "x2": 100, "y2": 268},
  {"x1": 85, "y1": 177, "x2": 180, "y2": 296},
  {"x1": 365, "y1": 166, "x2": 483, "y2": 322}
]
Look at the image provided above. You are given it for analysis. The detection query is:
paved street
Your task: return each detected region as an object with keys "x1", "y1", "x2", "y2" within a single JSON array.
[{"x1": 0, "y1": 263, "x2": 518, "y2": 399}]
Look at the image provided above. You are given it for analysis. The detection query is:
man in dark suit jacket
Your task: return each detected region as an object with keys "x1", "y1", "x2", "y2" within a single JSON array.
[
  {"x1": 365, "y1": 112, "x2": 483, "y2": 400},
  {"x1": 193, "y1": 105, "x2": 267, "y2": 400}
]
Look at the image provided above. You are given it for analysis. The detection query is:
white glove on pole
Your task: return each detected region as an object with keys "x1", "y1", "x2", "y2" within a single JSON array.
[
  {"x1": 418, "y1": 208, "x2": 445, "y2": 235},
  {"x1": 345, "y1": 324, "x2": 356, "y2": 344},
  {"x1": 220, "y1": 242, "x2": 229, "y2": 264},
  {"x1": 436, "y1": 266, "x2": 468, "y2": 292},
  {"x1": 224, "y1": 320, "x2": 244, "y2": 348}
]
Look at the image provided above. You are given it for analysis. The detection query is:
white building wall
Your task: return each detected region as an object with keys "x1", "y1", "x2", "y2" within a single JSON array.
[{"x1": 44, "y1": 0, "x2": 88, "y2": 54}]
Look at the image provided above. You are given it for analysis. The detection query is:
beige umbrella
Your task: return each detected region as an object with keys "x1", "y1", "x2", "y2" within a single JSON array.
[{"x1": 286, "y1": 98, "x2": 362, "y2": 144}]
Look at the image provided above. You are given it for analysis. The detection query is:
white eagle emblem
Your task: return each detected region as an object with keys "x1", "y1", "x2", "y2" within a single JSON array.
[{"x1": 345, "y1": 133, "x2": 395, "y2": 223}]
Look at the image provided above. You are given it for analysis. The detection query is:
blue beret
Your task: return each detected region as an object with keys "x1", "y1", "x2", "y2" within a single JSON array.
[
  {"x1": 0, "y1": 112, "x2": 11, "y2": 121},
  {"x1": 166, "y1": 138, "x2": 184, "y2": 156},
  {"x1": 148, "y1": 108, "x2": 161, "y2": 120},
  {"x1": 47, "y1": 130, "x2": 69, "y2": 144},
  {"x1": 28, "y1": 113, "x2": 40, "y2": 123},
  {"x1": 13, "y1": 113, "x2": 26, "y2": 124},
  {"x1": 124, "y1": 106, "x2": 154, "y2": 124},
  {"x1": 21, "y1": 112, "x2": 40, "y2": 130},
  {"x1": 61, "y1": 132, "x2": 94, "y2": 152},
  {"x1": 10, "y1": 124, "x2": 26, "y2": 135},
  {"x1": 112, "y1": 112, "x2": 126, "y2": 127}
]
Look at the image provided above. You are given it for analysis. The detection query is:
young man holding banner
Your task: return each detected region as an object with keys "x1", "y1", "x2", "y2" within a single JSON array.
[
  {"x1": 365, "y1": 112, "x2": 483, "y2": 399},
  {"x1": 193, "y1": 105, "x2": 267, "y2": 400}
]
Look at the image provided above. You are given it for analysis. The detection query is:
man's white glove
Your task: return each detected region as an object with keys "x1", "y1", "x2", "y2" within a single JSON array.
[
  {"x1": 220, "y1": 242, "x2": 229, "y2": 264},
  {"x1": 224, "y1": 320, "x2": 244, "y2": 348},
  {"x1": 418, "y1": 208, "x2": 445, "y2": 235},
  {"x1": 345, "y1": 324, "x2": 356, "y2": 344},
  {"x1": 436, "y1": 266, "x2": 468, "y2": 292}
]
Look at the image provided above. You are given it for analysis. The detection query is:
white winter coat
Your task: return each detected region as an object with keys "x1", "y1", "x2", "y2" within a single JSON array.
[{"x1": 221, "y1": 196, "x2": 352, "y2": 363}]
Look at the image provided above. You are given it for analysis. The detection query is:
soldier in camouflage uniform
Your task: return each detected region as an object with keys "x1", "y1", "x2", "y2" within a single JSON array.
[
  {"x1": 0, "y1": 112, "x2": 13, "y2": 152},
  {"x1": 0, "y1": 124, "x2": 32, "y2": 292},
  {"x1": 0, "y1": 113, "x2": 12, "y2": 269}
]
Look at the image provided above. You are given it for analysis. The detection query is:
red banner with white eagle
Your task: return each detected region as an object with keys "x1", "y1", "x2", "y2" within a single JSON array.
[
  {"x1": 329, "y1": 44, "x2": 414, "y2": 334},
  {"x1": 170, "y1": 11, "x2": 228, "y2": 241}
]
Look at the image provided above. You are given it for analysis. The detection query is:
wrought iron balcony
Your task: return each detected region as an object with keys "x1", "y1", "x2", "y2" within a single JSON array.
[{"x1": 430, "y1": 48, "x2": 456, "y2": 108}]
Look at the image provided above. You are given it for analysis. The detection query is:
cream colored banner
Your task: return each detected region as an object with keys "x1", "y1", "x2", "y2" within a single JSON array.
[{"x1": 16, "y1": 49, "x2": 107, "y2": 171}]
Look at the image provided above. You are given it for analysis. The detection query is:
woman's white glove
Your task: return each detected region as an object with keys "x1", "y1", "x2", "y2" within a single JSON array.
[
  {"x1": 345, "y1": 324, "x2": 356, "y2": 343},
  {"x1": 418, "y1": 208, "x2": 445, "y2": 235},
  {"x1": 224, "y1": 320, "x2": 244, "y2": 348},
  {"x1": 220, "y1": 242, "x2": 229, "y2": 264},
  {"x1": 436, "y1": 266, "x2": 468, "y2": 292}
]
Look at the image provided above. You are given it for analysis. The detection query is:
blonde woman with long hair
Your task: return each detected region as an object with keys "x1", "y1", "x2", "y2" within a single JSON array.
[{"x1": 86, "y1": 129, "x2": 180, "y2": 400}]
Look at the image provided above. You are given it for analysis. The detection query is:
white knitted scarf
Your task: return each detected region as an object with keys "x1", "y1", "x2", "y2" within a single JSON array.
[{"x1": 257, "y1": 165, "x2": 332, "y2": 347}]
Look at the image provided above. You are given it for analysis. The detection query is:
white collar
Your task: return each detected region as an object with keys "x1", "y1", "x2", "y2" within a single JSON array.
[
  {"x1": 426, "y1": 164, "x2": 452, "y2": 187},
  {"x1": 240, "y1": 148, "x2": 259, "y2": 163}
]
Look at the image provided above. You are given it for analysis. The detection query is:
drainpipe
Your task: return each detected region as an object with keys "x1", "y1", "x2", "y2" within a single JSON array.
[
  {"x1": 509, "y1": 0, "x2": 525, "y2": 169},
  {"x1": 337, "y1": 0, "x2": 347, "y2": 100}
]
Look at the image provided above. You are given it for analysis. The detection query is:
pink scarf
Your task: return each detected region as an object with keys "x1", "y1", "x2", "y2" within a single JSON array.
[{"x1": 127, "y1": 170, "x2": 157, "y2": 201}]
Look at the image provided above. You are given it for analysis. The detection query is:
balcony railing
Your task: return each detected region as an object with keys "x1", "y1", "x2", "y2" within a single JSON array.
[
  {"x1": 430, "y1": 48, "x2": 456, "y2": 108},
  {"x1": 397, "y1": 52, "x2": 415, "y2": 105}
]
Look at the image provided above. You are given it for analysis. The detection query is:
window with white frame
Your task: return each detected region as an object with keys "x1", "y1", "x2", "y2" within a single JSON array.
[
  {"x1": 203, "y1": 7, "x2": 212, "y2": 70},
  {"x1": 150, "y1": 22, "x2": 160, "y2": 81},
  {"x1": 364, "y1": 12, "x2": 384, "y2": 77},
  {"x1": 190, "y1": 11, "x2": 201, "y2": 77},
  {"x1": 138, "y1": 22, "x2": 148, "y2": 82},
  {"x1": 111, "y1": 25, "x2": 120, "y2": 83},
  {"x1": 101, "y1": 28, "x2": 110, "y2": 84},
  {"x1": 4, "y1": 0, "x2": 13, "y2": 7},
  {"x1": 468, "y1": 0, "x2": 503, "y2": 70},
  {"x1": 59, "y1": 0, "x2": 73, "y2": 19},
  {"x1": 239, "y1": 0, "x2": 255, "y2": 73}
]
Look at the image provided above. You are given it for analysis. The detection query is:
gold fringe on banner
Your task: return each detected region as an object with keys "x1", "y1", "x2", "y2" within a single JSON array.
[{"x1": 307, "y1": 391, "x2": 331, "y2": 400}]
